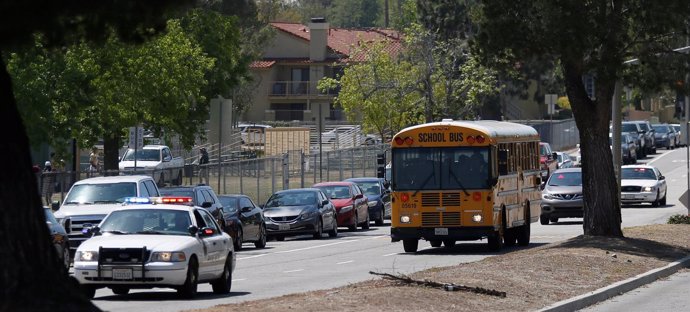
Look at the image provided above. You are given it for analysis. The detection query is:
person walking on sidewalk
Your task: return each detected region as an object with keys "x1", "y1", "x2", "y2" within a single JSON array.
[
  {"x1": 88, "y1": 147, "x2": 99, "y2": 177},
  {"x1": 42, "y1": 161, "x2": 54, "y2": 206},
  {"x1": 198, "y1": 147, "x2": 209, "y2": 185}
]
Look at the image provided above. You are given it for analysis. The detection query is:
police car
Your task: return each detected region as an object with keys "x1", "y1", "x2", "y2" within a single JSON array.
[{"x1": 73, "y1": 197, "x2": 235, "y2": 299}]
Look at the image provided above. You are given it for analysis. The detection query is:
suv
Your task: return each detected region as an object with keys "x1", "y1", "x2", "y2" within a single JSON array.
[
  {"x1": 159, "y1": 185, "x2": 225, "y2": 228},
  {"x1": 539, "y1": 142, "x2": 558, "y2": 181},
  {"x1": 620, "y1": 122, "x2": 647, "y2": 158},
  {"x1": 540, "y1": 168, "x2": 583, "y2": 224},
  {"x1": 54, "y1": 175, "x2": 160, "y2": 254},
  {"x1": 630, "y1": 120, "x2": 656, "y2": 155}
]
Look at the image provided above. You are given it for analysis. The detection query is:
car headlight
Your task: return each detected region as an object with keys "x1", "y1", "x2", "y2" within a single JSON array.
[
  {"x1": 300, "y1": 211, "x2": 318, "y2": 220},
  {"x1": 662, "y1": 135, "x2": 668, "y2": 139},
  {"x1": 543, "y1": 193, "x2": 557, "y2": 200},
  {"x1": 150, "y1": 252, "x2": 186, "y2": 262},
  {"x1": 75, "y1": 251, "x2": 98, "y2": 262},
  {"x1": 400, "y1": 215, "x2": 411, "y2": 223},
  {"x1": 367, "y1": 201, "x2": 378, "y2": 207},
  {"x1": 340, "y1": 205, "x2": 354, "y2": 213},
  {"x1": 644, "y1": 186, "x2": 654, "y2": 192}
]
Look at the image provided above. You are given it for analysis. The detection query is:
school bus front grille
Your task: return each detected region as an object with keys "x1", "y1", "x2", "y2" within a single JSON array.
[
  {"x1": 421, "y1": 212, "x2": 461, "y2": 226},
  {"x1": 421, "y1": 192, "x2": 461, "y2": 207},
  {"x1": 422, "y1": 212, "x2": 441, "y2": 226}
]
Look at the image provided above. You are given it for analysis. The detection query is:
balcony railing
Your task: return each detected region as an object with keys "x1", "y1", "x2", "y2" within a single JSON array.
[{"x1": 270, "y1": 81, "x2": 339, "y2": 97}]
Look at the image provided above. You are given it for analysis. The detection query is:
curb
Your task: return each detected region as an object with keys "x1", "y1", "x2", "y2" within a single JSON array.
[{"x1": 538, "y1": 255, "x2": 690, "y2": 312}]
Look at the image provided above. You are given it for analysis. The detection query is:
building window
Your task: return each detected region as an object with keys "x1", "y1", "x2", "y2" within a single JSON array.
[{"x1": 271, "y1": 103, "x2": 306, "y2": 121}]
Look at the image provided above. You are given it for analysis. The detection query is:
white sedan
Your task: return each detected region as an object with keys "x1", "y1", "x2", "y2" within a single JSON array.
[
  {"x1": 620, "y1": 165, "x2": 667, "y2": 207},
  {"x1": 74, "y1": 201, "x2": 235, "y2": 298}
]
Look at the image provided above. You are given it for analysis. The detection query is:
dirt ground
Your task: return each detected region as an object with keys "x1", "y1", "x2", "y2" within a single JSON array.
[{"x1": 191, "y1": 224, "x2": 690, "y2": 312}]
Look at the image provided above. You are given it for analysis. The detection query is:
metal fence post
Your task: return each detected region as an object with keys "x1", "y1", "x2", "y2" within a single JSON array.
[
  {"x1": 300, "y1": 150, "x2": 305, "y2": 188},
  {"x1": 362, "y1": 147, "x2": 367, "y2": 177},
  {"x1": 350, "y1": 148, "x2": 355, "y2": 178},
  {"x1": 326, "y1": 150, "x2": 330, "y2": 181},
  {"x1": 282, "y1": 153, "x2": 289, "y2": 190},
  {"x1": 256, "y1": 158, "x2": 260, "y2": 201},
  {"x1": 271, "y1": 157, "x2": 276, "y2": 195},
  {"x1": 338, "y1": 149, "x2": 343, "y2": 180},
  {"x1": 239, "y1": 159, "x2": 243, "y2": 194}
]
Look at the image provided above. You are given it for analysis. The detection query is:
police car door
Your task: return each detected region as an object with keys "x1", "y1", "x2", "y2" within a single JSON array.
[{"x1": 198, "y1": 209, "x2": 228, "y2": 276}]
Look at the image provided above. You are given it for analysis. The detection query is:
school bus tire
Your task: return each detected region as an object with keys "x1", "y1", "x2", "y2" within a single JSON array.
[
  {"x1": 403, "y1": 239, "x2": 419, "y2": 253},
  {"x1": 429, "y1": 240, "x2": 442, "y2": 247},
  {"x1": 502, "y1": 207, "x2": 516, "y2": 247},
  {"x1": 487, "y1": 231, "x2": 503, "y2": 251},
  {"x1": 517, "y1": 202, "x2": 531, "y2": 246}
]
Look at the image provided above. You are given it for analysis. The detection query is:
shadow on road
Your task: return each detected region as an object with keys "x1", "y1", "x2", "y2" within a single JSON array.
[
  {"x1": 405, "y1": 241, "x2": 550, "y2": 256},
  {"x1": 95, "y1": 290, "x2": 252, "y2": 302},
  {"x1": 552, "y1": 235, "x2": 690, "y2": 262}
]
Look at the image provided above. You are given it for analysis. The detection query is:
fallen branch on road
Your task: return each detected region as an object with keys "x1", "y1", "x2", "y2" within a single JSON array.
[{"x1": 369, "y1": 271, "x2": 507, "y2": 298}]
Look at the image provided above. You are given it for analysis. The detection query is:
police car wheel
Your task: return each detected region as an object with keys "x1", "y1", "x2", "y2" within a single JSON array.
[
  {"x1": 177, "y1": 258, "x2": 198, "y2": 298},
  {"x1": 111, "y1": 287, "x2": 129, "y2": 295},
  {"x1": 211, "y1": 256, "x2": 232, "y2": 294}
]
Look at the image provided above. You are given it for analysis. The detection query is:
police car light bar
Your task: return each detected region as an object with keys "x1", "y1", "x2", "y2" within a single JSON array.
[
  {"x1": 156, "y1": 197, "x2": 193, "y2": 205},
  {"x1": 124, "y1": 197, "x2": 152, "y2": 204}
]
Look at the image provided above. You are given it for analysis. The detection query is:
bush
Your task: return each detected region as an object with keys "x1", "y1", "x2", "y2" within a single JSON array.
[{"x1": 668, "y1": 214, "x2": 690, "y2": 224}]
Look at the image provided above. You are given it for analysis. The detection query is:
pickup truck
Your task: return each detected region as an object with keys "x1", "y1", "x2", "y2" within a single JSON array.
[
  {"x1": 53, "y1": 175, "x2": 160, "y2": 254},
  {"x1": 119, "y1": 145, "x2": 184, "y2": 186}
]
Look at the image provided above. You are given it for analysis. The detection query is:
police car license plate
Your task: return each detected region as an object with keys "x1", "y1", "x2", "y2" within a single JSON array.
[
  {"x1": 278, "y1": 224, "x2": 290, "y2": 231},
  {"x1": 435, "y1": 228, "x2": 448, "y2": 235},
  {"x1": 623, "y1": 194, "x2": 634, "y2": 199},
  {"x1": 112, "y1": 268, "x2": 133, "y2": 280}
]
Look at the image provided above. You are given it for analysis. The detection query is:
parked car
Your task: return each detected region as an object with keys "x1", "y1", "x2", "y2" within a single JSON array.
[
  {"x1": 320, "y1": 126, "x2": 372, "y2": 146},
  {"x1": 652, "y1": 123, "x2": 677, "y2": 150},
  {"x1": 539, "y1": 142, "x2": 558, "y2": 181},
  {"x1": 262, "y1": 188, "x2": 338, "y2": 240},
  {"x1": 621, "y1": 122, "x2": 647, "y2": 158},
  {"x1": 625, "y1": 120, "x2": 656, "y2": 156},
  {"x1": 74, "y1": 202, "x2": 235, "y2": 299},
  {"x1": 238, "y1": 123, "x2": 272, "y2": 145},
  {"x1": 344, "y1": 177, "x2": 391, "y2": 225},
  {"x1": 313, "y1": 181, "x2": 370, "y2": 230},
  {"x1": 555, "y1": 152, "x2": 574, "y2": 169},
  {"x1": 670, "y1": 124, "x2": 684, "y2": 147},
  {"x1": 540, "y1": 168, "x2": 583, "y2": 225},
  {"x1": 45, "y1": 207, "x2": 71, "y2": 271},
  {"x1": 159, "y1": 185, "x2": 225, "y2": 228},
  {"x1": 609, "y1": 133, "x2": 638, "y2": 164},
  {"x1": 620, "y1": 165, "x2": 667, "y2": 207},
  {"x1": 217, "y1": 194, "x2": 267, "y2": 250},
  {"x1": 118, "y1": 145, "x2": 184, "y2": 186}
]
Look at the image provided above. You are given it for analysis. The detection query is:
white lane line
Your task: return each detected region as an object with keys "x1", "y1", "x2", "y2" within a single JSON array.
[
  {"x1": 283, "y1": 269, "x2": 304, "y2": 273},
  {"x1": 382, "y1": 252, "x2": 398, "y2": 257},
  {"x1": 231, "y1": 278, "x2": 246, "y2": 282},
  {"x1": 275, "y1": 235, "x2": 387, "y2": 254},
  {"x1": 237, "y1": 254, "x2": 269, "y2": 260},
  {"x1": 336, "y1": 260, "x2": 354, "y2": 265},
  {"x1": 647, "y1": 150, "x2": 675, "y2": 165}
]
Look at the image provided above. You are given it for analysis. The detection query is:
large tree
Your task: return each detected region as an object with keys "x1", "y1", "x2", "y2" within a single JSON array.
[
  {"x1": 0, "y1": 1, "x2": 195, "y2": 310},
  {"x1": 473, "y1": 0, "x2": 690, "y2": 236}
]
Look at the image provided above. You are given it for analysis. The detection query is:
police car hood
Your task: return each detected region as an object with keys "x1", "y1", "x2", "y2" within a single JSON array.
[
  {"x1": 79, "y1": 234, "x2": 196, "y2": 251},
  {"x1": 119, "y1": 160, "x2": 160, "y2": 169},
  {"x1": 54, "y1": 204, "x2": 124, "y2": 219},
  {"x1": 621, "y1": 179, "x2": 658, "y2": 188}
]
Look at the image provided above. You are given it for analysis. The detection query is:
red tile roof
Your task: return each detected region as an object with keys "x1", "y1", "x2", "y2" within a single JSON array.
[
  {"x1": 270, "y1": 22, "x2": 402, "y2": 61},
  {"x1": 249, "y1": 60, "x2": 276, "y2": 69}
]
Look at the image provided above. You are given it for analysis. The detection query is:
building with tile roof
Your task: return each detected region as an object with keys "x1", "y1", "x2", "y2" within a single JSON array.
[{"x1": 243, "y1": 19, "x2": 401, "y2": 123}]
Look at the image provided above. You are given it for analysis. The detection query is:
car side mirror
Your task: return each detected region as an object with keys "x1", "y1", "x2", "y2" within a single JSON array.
[
  {"x1": 188, "y1": 225, "x2": 199, "y2": 236},
  {"x1": 198, "y1": 227, "x2": 215, "y2": 237},
  {"x1": 202, "y1": 202, "x2": 213, "y2": 208},
  {"x1": 659, "y1": 175, "x2": 665, "y2": 180},
  {"x1": 354, "y1": 194, "x2": 364, "y2": 199},
  {"x1": 321, "y1": 200, "x2": 329, "y2": 206},
  {"x1": 51, "y1": 201, "x2": 60, "y2": 211}
]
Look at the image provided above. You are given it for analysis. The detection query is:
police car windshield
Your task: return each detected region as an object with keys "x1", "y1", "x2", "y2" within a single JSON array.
[
  {"x1": 63, "y1": 183, "x2": 137, "y2": 205},
  {"x1": 100, "y1": 209, "x2": 191, "y2": 235}
]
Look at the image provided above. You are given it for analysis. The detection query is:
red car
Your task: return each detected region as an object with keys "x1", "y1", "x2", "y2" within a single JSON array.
[
  {"x1": 539, "y1": 142, "x2": 558, "y2": 182},
  {"x1": 313, "y1": 181, "x2": 370, "y2": 231}
]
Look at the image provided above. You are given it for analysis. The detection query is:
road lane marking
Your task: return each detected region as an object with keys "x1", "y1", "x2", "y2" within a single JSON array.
[
  {"x1": 336, "y1": 260, "x2": 354, "y2": 265},
  {"x1": 283, "y1": 269, "x2": 304, "y2": 273},
  {"x1": 238, "y1": 235, "x2": 387, "y2": 260},
  {"x1": 382, "y1": 252, "x2": 398, "y2": 257},
  {"x1": 647, "y1": 150, "x2": 675, "y2": 165},
  {"x1": 231, "y1": 278, "x2": 246, "y2": 282}
]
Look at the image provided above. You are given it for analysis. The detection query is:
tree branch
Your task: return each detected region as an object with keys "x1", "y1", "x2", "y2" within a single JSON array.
[{"x1": 369, "y1": 271, "x2": 507, "y2": 298}]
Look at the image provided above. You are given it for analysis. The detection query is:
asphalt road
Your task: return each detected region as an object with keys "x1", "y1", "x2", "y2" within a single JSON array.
[{"x1": 92, "y1": 148, "x2": 690, "y2": 312}]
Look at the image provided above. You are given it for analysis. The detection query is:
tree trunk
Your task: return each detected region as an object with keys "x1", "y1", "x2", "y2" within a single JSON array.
[
  {"x1": 0, "y1": 55, "x2": 99, "y2": 310},
  {"x1": 563, "y1": 61, "x2": 623, "y2": 237},
  {"x1": 103, "y1": 132, "x2": 121, "y2": 175}
]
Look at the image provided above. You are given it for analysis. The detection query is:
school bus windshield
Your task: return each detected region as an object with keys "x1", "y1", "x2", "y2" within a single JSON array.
[{"x1": 392, "y1": 147, "x2": 490, "y2": 191}]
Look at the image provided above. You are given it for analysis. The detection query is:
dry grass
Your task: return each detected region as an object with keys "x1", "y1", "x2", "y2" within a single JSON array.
[{"x1": 191, "y1": 224, "x2": 690, "y2": 312}]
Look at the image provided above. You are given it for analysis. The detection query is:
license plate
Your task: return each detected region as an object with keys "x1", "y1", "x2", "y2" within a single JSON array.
[
  {"x1": 434, "y1": 228, "x2": 449, "y2": 235},
  {"x1": 278, "y1": 223, "x2": 290, "y2": 231},
  {"x1": 112, "y1": 268, "x2": 133, "y2": 280},
  {"x1": 622, "y1": 194, "x2": 634, "y2": 199}
]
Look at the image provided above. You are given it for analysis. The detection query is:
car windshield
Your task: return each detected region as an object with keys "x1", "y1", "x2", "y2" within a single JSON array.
[
  {"x1": 621, "y1": 168, "x2": 657, "y2": 180},
  {"x1": 100, "y1": 209, "x2": 191, "y2": 235},
  {"x1": 265, "y1": 191, "x2": 317, "y2": 207},
  {"x1": 63, "y1": 183, "x2": 137, "y2": 205},
  {"x1": 316, "y1": 185, "x2": 351, "y2": 199},
  {"x1": 548, "y1": 172, "x2": 582, "y2": 186},
  {"x1": 638, "y1": 123, "x2": 649, "y2": 131},
  {"x1": 392, "y1": 147, "x2": 490, "y2": 191},
  {"x1": 652, "y1": 125, "x2": 668, "y2": 133},
  {"x1": 122, "y1": 149, "x2": 160, "y2": 161},
  {"x1": 355, "y1": 182, "x2": 380, "y2": 196},
  {"x1": 622, "y1": 123, "x2": 638, "y2": 133},
  {"x1": 218, "y1": 196, "x2": 238, "y2": 212},
  {"x1": 159, "y1": 189, "x2": 194, "y2": 198}
]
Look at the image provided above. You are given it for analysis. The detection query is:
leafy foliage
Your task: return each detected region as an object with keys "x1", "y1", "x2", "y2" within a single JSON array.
[{"x1": 668, "y1": 214, "x2": 690, "y2": 224}]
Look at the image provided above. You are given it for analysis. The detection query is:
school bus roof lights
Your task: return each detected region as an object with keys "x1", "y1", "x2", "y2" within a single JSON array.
[
  {"x1": 476, "y1": 135, "x2": 486, "y2": 144},
  {"x1": 393, "y1": 136, "x2": 414, "y2": 146}
]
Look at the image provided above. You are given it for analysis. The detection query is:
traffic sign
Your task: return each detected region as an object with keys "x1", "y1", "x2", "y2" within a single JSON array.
[
  {"x1": 128, "y1": 126, "x2": 144, "y2": 149},
  {"x1": 679, "y1": 190, "x2": 689, "y2": 209},
  {"x1": 545, "y1": 94, "x2": 558, "y2": 115}
]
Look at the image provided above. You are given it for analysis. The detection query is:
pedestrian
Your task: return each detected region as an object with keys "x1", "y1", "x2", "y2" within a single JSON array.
[
  {"x1": 42, "y1": 161, "x2": 54, "y2": 206},
  {"x1": 198, "y1": 147, "x2": 209, "y2": 184},
  {"x1": 88, "y1": 147, "x2": 99, "y2": 177}
]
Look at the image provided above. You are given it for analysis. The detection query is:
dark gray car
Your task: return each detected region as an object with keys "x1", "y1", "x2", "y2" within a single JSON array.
[
  {"x1": 263, "y1": 188, "x2": 338, "y2": 240},
  {"x1": 652, "y1": 123, "x2": 677, "y2": 150},
  {"x1": 540, "y1": 168, "x2": 583, "y2": 225}
]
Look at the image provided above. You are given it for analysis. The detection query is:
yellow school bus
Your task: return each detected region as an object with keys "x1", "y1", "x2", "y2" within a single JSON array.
[{"x1": 389, "y1": 120, "x2": 542, "y2": 252}]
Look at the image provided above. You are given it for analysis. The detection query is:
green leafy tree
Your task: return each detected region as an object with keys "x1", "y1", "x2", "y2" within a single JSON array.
[
  {"x1": 0, "y1": 1, "x2": 196, "y2": 309},
  {"x1": 329, "y1": 0, "x2": 381, "y2": 28},
  {"x1": 474, "y1": 0, "x2": 690, "y2": 236}
]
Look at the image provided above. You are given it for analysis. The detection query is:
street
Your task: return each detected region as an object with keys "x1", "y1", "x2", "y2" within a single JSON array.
[{"x1": 92, "y1": 148, "x2": 689, "y2": 312}]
